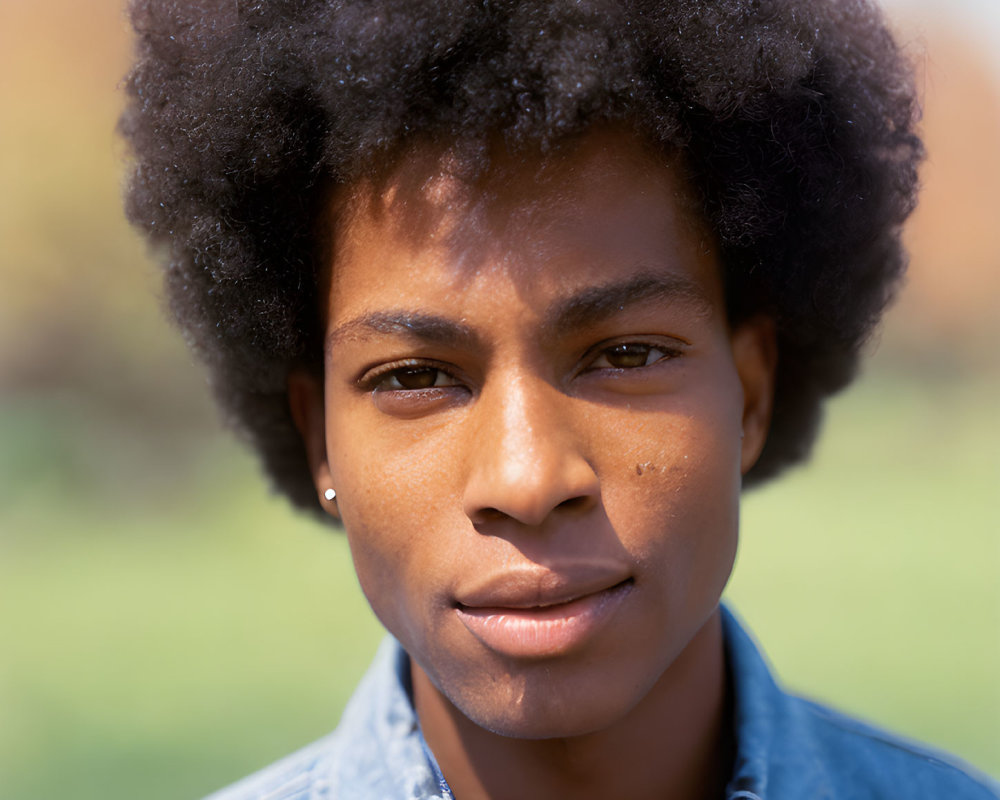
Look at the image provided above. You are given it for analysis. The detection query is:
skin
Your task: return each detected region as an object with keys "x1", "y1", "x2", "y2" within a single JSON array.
[{"x1": 289, "y1": 128, "x2": 776, "y2": 800}]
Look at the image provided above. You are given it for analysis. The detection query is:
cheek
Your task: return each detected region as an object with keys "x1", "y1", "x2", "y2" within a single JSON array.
[
  {"x1": 341, "y1": 505, "x2": 446, "y2": 653},
  {"x1": 326, "y1": 427, "x2": 427, "y2": 634},
  {"x1": 328, "y1": 391, "x2": 469, "y2": 505},
  {"x1": 329, "y1": 416, "x2": 469, "y2": 646},
  {"x1": 605, "y1": 383, "x2": 744, "y2": 587}
]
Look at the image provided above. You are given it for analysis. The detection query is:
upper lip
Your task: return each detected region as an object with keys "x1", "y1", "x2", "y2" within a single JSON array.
[{"x1": 454, "y1": 563, "x2": 632, "y2": 610}]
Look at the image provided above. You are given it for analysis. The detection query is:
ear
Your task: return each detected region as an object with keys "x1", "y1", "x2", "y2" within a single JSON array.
[
  {"x1": 730, "y1": 316, "x2": 777, "y2": 475},
  {"x1": 287, "y1": 368, "x2": 338, "y2": 514}
]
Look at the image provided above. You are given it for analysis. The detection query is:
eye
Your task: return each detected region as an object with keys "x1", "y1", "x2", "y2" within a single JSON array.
[
  {"x1": 589, "y1": 342, "x2": 675, "y2": 370},
  {"x1": 359, "y1": 361, "x2": 468, "y2": 417},
  {"x1": 372, "y1": 365, "x2": 461, "y2": 391}
]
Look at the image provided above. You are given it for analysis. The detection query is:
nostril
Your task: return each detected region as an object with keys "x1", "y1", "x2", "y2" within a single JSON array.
[
  {"x1": 472, "y1": 494, "x2": 593, "y2": 527},
  {"x1": 478, "y1": 507, "x2": 508, "y2": 523},
  {"x1": 555, "y1": 495, "x2": 590, "y2": 511}
]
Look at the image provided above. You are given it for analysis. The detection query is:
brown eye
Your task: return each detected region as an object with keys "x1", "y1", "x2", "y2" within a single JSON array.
[
  {"x1": 604, "y1": 343, "x2": 654, "y2": 368},
  {"x1": 587, "y1": 341, "x2": 680, "y2": 373},
  {"x1": 367, "y1": 363, "x2": 467, "y2": 417},
  {"x1": 372, "y1": 365, "x2": 461, "y2": 391},
  {"x1": 394, "y1": 367, "x2": 439, "y2": 389}
]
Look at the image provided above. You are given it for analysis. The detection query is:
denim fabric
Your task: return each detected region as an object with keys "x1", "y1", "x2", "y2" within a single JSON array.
[{"x1": 204, "y1": 607, "x2": 999, "y2": 800}]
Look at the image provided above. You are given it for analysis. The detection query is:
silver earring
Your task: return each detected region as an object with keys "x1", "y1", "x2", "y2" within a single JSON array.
[{"x1": 324, "y1": 488, "x2": 337, "y2": 502}]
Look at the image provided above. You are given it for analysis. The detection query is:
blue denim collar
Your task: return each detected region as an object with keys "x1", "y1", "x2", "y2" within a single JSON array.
[
  {"x1": 722, "y1": 605, "x2": 777, "y2": 799},
  {"x1": 336, "y1": 606, "x2": 771, "y2": 799},
  {"x1": 207, "y1": 604, "x2": 999, "y2": 799},
  {"x1": 311, "y1": 605, "x2": 997, "y2": 800}
]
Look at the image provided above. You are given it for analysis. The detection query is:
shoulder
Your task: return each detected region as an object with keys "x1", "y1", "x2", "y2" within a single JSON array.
[
  {"x1": 778, "y1": 692, "x2": 999, "y2": 799},
  {"x1": 720, "y1": 606, "x2": 999, "y2": 800},
  {"x1": 202, "y1": 732, "x2": 340, "y2": 800},
  {"x1": 200, "y1": 636, "x2": 445, "y2": 800}
]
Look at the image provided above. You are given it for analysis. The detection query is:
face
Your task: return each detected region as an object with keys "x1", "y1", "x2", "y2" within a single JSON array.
[{"x1": 291, "y1": 129, "x2": 775, "y2": 740}]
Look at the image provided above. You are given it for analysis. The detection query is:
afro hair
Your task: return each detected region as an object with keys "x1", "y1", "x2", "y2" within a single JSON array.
[{"x1": 120, "y1": 0, "x2": 923, "y2": 513}]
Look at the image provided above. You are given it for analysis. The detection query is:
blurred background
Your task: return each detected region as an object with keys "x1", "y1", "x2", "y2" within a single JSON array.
[{"x1": 1, "y1": 0, "x2": 997, "y2": 797}]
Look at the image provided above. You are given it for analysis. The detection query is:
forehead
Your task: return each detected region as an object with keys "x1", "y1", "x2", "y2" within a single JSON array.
[{"x1": 325, "y1": 128, "x2": 721, "y2": 317}]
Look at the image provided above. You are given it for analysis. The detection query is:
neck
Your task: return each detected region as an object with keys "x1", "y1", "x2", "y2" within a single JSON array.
[{"x1": 412, "y1": 608, "x2": 733, "y2": 800}]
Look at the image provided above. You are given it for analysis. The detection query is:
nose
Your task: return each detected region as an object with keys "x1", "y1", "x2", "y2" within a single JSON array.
[{"x1": 462, "y1": 372, "x2": 600, "y2": 528}]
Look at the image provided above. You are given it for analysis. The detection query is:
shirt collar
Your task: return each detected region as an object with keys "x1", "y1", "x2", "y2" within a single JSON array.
[
  {"x1": 721, "y1": 605, "x2": 775, "y2": 799},
  {"x1": 327, "y1": 638, "x2": 446, "y2": 799},
  {"x1": 329, "y1": 605, "x2": 802, "y2": 800},
  {"x1": 722, "y1": 605, "x2": 844, "y2": 800}
]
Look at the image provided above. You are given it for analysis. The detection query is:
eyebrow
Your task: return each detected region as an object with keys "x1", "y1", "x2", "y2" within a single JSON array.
[
  {"x1": 326, "y1": 271, "x2": 712, "y2": 351},
  {"x1": 326, "y1": 311, "x2": 483, "y2": 351},
  {"x1": 542, "y1": 271, "x2": 712, "y2": 340}
]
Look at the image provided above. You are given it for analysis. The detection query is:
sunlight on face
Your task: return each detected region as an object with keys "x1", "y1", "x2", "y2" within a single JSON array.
[{"x1": 306, "y1": 128, "x2": 773, "y2": 739}]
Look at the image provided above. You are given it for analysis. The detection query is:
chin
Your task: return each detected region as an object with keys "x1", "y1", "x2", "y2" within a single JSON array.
[
  {"x1": 471, "y1": 706, "x2": 625, "y2": 741},
  {"x1": 453, "y1": 667, "x2": 648, "y2": 741}
]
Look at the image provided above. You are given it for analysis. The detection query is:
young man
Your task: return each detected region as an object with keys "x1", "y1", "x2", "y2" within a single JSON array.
[{"x1": 120, "y1": 1, "x2": 998, "y2": 797}]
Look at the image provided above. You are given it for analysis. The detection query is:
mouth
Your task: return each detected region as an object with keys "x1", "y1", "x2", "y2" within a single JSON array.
[{"x1": 454, "y1": 577, "x2": 634, "y2": 658}]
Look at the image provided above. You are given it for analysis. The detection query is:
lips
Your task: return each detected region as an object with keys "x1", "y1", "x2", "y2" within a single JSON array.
[{"x1": 453, "y1": 566, "x2": 633, "y2": 658}]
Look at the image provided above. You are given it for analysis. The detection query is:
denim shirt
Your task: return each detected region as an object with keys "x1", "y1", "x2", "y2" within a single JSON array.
[{"x1": 205, "y1": 607, "x2": 999, "y2": 800}]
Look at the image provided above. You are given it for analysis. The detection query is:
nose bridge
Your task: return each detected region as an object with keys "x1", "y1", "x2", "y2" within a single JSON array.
[
  {"x1": 463, "y1": 366, "x2": 599, "y2": 527},
  {"x1": 493, "y1": 370, "x2": 555, "y2": 481}
]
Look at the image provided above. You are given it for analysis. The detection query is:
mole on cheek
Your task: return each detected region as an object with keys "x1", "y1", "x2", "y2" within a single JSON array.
[{"x1": 635, "y1": 462, "x2": 658, "y2": 476}]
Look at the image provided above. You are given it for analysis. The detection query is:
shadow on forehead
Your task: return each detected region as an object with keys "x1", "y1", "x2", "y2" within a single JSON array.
[{"x1": 329, "y1": 126, "x2": 702, "y2": 283}]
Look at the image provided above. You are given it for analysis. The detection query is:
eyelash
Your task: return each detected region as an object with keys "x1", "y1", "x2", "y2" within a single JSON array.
[
  {"x1": 583, "y1": 341, "x2": 683, "y2": 372},
  {"x1": 359, "y1": 359, "x2": 462, "y2": 393},
  {"x1": 359, "y1": 339, "x2": 683, "y2": 394}
]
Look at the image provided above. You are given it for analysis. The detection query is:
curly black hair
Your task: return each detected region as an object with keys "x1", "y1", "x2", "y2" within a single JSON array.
[{"x1": 120, "y1": 0, "x2": 922, "y2": 513}]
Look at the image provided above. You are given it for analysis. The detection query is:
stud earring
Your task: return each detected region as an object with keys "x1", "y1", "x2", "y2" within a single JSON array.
[{"x1": 324, "y1": 488, "x2": 337, "y2": 502}]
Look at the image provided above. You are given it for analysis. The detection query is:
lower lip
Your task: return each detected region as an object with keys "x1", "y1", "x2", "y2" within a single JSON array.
[{"x1": 455, "y1": 581, "x2": 632, "y2": 658}]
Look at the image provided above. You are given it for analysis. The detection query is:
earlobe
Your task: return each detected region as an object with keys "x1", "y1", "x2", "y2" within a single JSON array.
[
  {"x1": 731, "y1": 316, "x2": 778, "y2": 475},
  {"x1": 287, "y1": 369, "x2": 337, "y2": 511}
]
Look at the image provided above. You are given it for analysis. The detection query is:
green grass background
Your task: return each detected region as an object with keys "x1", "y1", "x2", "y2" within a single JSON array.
[
  {"x1": 1, "y1": 1, "x2": 997, "y2": 797},
  {"x1": 1, "y1": 367, "x2": 997, "y2": 800}
]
